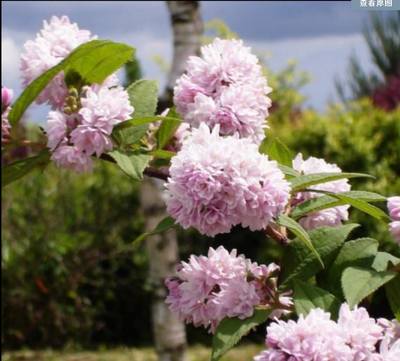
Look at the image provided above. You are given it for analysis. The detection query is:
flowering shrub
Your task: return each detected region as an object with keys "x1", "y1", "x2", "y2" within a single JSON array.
[{"x1": 2, "y1": 16, "x2": 399, "y2": 361}]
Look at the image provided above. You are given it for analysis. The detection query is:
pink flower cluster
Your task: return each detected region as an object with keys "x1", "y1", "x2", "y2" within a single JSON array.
[
  {"x1": 255, "y1": 304, "x2": 400, "y2": 361},
  {"x1": 174, "y1": 38, "x2": 272, "y2": 144},
  {"x1": 20, "y1": 16, "x2": 95, "y2": 109},
  {"x1": 2, "y1": 86, "x2": 13, "y2": 143},
  {"x1": 20, "y1": 16, "x2": 133, "y2": 172},
  {"x1": 292, "y1": 153, "x2": 351, "y2": 230},
  {"x1": 388, "y1": 197, "x2": 400, "y2": 244},
  {"x1": 47, "y1": 84, "x2": 133, "y2": 172},
  {"x1": 165, "y1": 124, "x2": 291, "y2": 237},
  {"x1": 165, "y1": 246, "x2": 292, "y2": 333}
]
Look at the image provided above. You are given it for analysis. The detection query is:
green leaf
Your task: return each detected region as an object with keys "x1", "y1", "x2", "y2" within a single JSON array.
[
  {"x1": 150, "y1": 149, "x2": 175, "y2": 160},
  {"x1": 132, "y1": 216, "x2": 176, "y2": 245},
  {"x1": 291, "y1": 191, "x2": 386, "y2": 220},
  {"x1": 2, "y1": 150, "x2": 51, "y2": 187},
  {"x1": 293, "y1": 280, "x2": 341, "y2": 319},
  {"x1": 372, "y1": 252, "x2": 400, "y2": 272},
  {"x1": 341, "y1": 266, "x2": 397, "y2": 307},
  {"x1": 108, "y1": 150, "x2": 152, "y2": 181},
  {"x1": 9, "y1": 40, "x2": 134, "y2": 125},
  {"x1": 323, "y1": 238, "x2": 379, "y2": 298},
  {"x1": 290, "y1": 172, "x2": 373, "y2": 192},
  {"x1": 385, "y1": 275, "x2": 400, "y2": 321},
  {"x1": 314, "y1": 192, "x2": 390, "y2": 222},
  {"x1": 156, "y1": 108, "x2": 181, "y2": 149},
  {"x1": 279, "y1": 165, "x2": 300, "y2": 178},
  {"x1": 112, "y1": 80, "x2": 159, "y2": 147},
  {"x1": 277, "y1": 214, "x2": 323, "y2": 267},
  {"x1": 128, "y1": 79, "x2": 159, "y2": 119},
  {"x1": 280, "y1": 224, "x2": 359, "y2": 287},
  {"x1": 211, "y1": 309, "x2": 271, "y2": 361},
  {"x1": 259, "y1": 137, "x2": 294, "y2": 167}
]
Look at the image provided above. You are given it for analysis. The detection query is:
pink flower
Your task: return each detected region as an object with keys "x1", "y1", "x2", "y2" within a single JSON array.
[
  {"x1": 292, "y1": 153, "x2": 351, "y2": 230},
  {"x1": 2, "y1": 86, "x2": 13, "y2": 109},
  {"x1": 388, "y1": 197, "x2": 400, "y2": 244},
  {"x1": 174, "y1": 38, "x2": 271, "y2": 144},
  {"x1": 2, "y1": 86, "x2": 13, "y2": 143},
  {"x1": 51, "y1": 144, "x2": 93, "y2": 173},
  {"x1": 255, "y1": 303, "x2": 391, "y2": 361},
  {"x1": 79, "y1": 85, "x2": 133, "y2": 133},
  {"x1": 338, "y1": 303, "x2": 383, "y2": 359},
  {"x1": 20, "y1": 16, "x2": 95, "y2": 108},
  {"x1": 165, "y1": 246, "x2": 289, "y2": 333},
  {"x1": 165, "y1": 124, "x2": 290, "y2": 237},
  {"x1": 46, "y1": 111, "x2": 68, "y2": 150},
  {"x1": 70, "y1": 125, "x2": 113, "y2": 157}
]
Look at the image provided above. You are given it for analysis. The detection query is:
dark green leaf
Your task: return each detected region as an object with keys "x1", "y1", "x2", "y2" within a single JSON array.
[
  {"x1": 211, "y1": 309, "x2": 271, "y2": 361},
  {"x1": 385, "y1": 276, "x2": 400, "y2": 321},
  {"x1": 323, "y1": 238, "x2": 379, "y2": 298},
  {"x1": 108, "y1": 150, "x2": 152, "y2": 181},
  {"x1": 2, "y1": 150, "x2": 51, "y2": 187},
  {"x1": 290, "y1": 172, "x2": 373, "y2": 192},
  {"x1": 293, "y1": 280, "x2": 341, "y2": 319},
  {"x1": 277, "y1": 214, "x2": 323, "y2": 267},
  {"x1": 259, "y1": 137, "x2": 294, "y2": 167},
  {"x1": 9, "y1": 40, "x2": 134, "y2": 125},
  {"x1": 280, "y1": 224, "x2": 359, "y2": 287},
  {"x1": 150, "y1": 149, "x2": 175, "y2": 160},
  {"x1": 291, "y1": 191, "x2": 386, "y2": 220},
  {"x1": 342, "y1": 266, "x2": 396, "y2": 307}
]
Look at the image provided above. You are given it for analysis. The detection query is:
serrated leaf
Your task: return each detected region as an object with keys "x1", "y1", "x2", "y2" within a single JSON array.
[
  {"x1": 112, "y1": 80, "x2": 159, "y2": 147},
  {"x1": 132, "y1": 216, "x2": 176, "y2": 246},
  {"x1": 385, "y1": 276, "x2": 400, "y2": 321},
  {"x1": 280, "y1": 224, "x2": 359, "y2": 287},
  {"x1": 128, "y1": 79, "x2": 158, "y2": 119},
  {"x1": 293, "y1": 280, "x2": 341, "y2": 319},
  {"x1": 9, "y1": 40, "x2": 134, "y2": 125},
  {"x1": 291, "y1": 191, "x2": 386, "y2": 220},
  {"x1": 211, "y1": 309, "x2": 271, "y2": 361},
  {"x1": 372, "y1": 252, "x2": 400, "y2": 272},
  {"x1": 290, "y1": 172, "x2": 373, "y2": 192},
  {"x1": 2, "y1": 150, "x2": 51, "y2": 187},
  {"x1": 277, "y1": 214, "x2": 323, "y2": 267},
  {"x1": 342, "y1": 267, "x2": 396, "y2": 307},
  {"x1": 259, "y1": 137, "x2": 294, "y2": 167},
  {"x1": 156, "y1": 108, "x2": 181, "y2": 149},
  {"x1": 323, "y1": 238, "x2": 379, "y2": 298},
  {"x1": 108, "y1": 150, "x2": 152, "y2": 181}
]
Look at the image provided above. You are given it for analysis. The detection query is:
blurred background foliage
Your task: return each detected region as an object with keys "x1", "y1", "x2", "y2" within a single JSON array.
[{"x1": 2, "y1": 14, "x2": 399, "y2": 350}]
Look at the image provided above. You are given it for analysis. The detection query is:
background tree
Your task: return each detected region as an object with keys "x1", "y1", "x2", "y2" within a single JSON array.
[{"x1": 336, "y1": 12, "x2": 400, "y2": 110}]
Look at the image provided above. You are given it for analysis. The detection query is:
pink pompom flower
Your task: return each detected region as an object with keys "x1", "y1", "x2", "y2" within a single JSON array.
[
  {"x1": 165, "y1": 123, "x2": 291, "y2": 237},
  {"x1": 254, "y1": 303, "x2": 388, "y2": 361},
  {"x1": 388, "y1": 197, "x2": 400, "y2": 244},
  {"x1": 174, "y1": 38, "x2": 272, "y2": 144},
  {"x1": 2, "y1": 86, "x2": 13, "y2": 143},
  {"x1": 20, "y1": 16, "x2": 95, "y2": 109},
  {"x1": 165, "y1": 246, "x2": 291, "y2": 333}
]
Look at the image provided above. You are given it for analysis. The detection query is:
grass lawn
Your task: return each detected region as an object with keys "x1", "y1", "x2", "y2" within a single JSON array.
[{"x1": 2, "y1": 345, "x2": 264, "y2": 361}]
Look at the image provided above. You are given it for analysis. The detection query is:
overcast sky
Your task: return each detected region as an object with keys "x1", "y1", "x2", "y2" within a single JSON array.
[{"x1": 1, "y1": 1, "x2": 386, "y2": 121}]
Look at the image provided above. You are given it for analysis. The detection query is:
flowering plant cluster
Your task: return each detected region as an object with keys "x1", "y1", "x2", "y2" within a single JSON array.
[
  {"x1": 2, "y1": 15, "x2": 399, "y2": 361},
  {"x1": 165, "y1": 246, "x2": 292, "y2": 332},
  {"x1": 255, "y1": 304, "x2": 400, "y2": 361}
]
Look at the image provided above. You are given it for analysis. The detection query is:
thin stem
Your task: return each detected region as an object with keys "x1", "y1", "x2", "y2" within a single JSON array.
[{"x1": 265, "y1": 225, "x2": 289, "y2": 245}]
